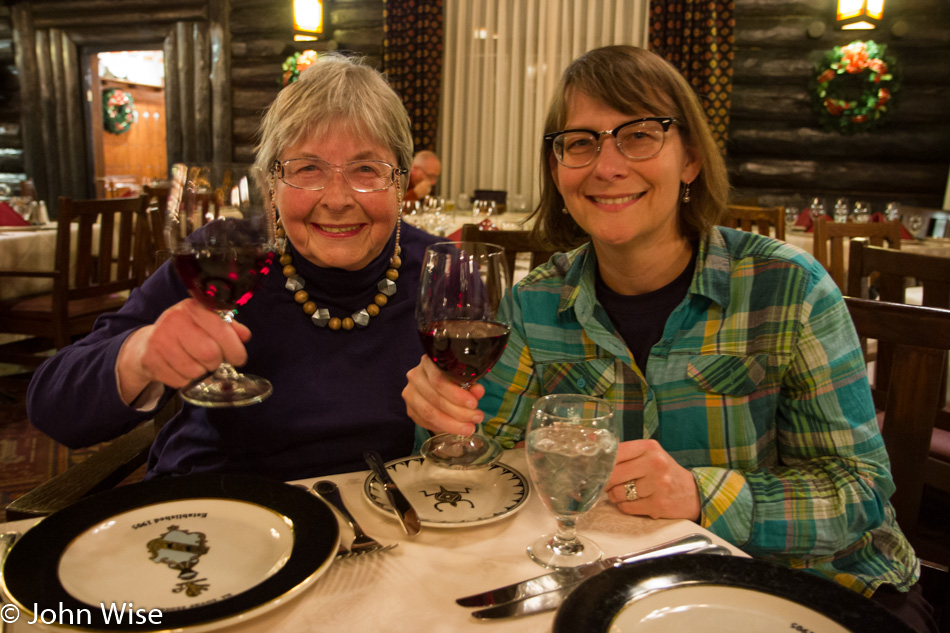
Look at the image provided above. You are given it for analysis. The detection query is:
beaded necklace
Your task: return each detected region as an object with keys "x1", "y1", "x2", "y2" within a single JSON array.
[{"x1": 277, "y1": 217, "x2": 402, "y2": 331}]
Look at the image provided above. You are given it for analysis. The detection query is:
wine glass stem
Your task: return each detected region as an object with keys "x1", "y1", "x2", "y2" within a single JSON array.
[
  {"x1": 212, "y1": 363, "x2": 242, "y2": 384},
  {"x1": 551, "y1": 517, "x2": 583, "y2": 556}
]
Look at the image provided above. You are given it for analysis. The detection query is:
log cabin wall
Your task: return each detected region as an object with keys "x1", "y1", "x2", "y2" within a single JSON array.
[
  {"x1": 0, "y1": 0, "x2": 384, "y2": 214},
  {"x1": 729, "y1": 0, "x2": 950, "y2": 210}
]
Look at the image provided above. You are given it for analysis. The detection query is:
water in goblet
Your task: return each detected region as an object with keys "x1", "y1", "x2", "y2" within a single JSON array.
[{"x1": 525, "y1": 394, "x2": 618, "y2": 568}]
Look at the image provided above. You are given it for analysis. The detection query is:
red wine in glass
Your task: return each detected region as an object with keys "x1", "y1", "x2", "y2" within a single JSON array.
[
  {"x1": 166, "y1": 163, "x2": 276, "y2": 408},
  {"x1": 419, "y1": 320, "x2": 509, "y2": 387},
  {"x1": 175, "y1": 243, "x2": 275, "y2": 312},
  {"x1": 416, "y1": 241, "x2": 511, "y2": 469}
]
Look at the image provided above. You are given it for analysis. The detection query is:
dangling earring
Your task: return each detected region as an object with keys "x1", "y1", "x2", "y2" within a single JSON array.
[{"x1": 681, "y1": 181, "x2": 692, "y2": 203}]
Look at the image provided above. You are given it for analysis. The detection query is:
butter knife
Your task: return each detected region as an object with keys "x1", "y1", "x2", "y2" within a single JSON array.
[
  {"x1": 364, "y1": 451, "x2": 421, "y2": 536},
  {"x1": 470, "y1": 543, "x2": 732, "y2": 619},
  {"x1": 457, "y1": 533, "x2": 714, "y2": 608}
]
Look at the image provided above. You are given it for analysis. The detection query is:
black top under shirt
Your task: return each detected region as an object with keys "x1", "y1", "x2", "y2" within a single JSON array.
[{"x1": 595, "y1": 247, "x2": 698, "y2": 372}]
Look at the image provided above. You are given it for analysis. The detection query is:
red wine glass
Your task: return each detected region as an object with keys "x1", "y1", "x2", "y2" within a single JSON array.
[
  {"x1": 165, "y1": 163, "x2": 277, "y2": 407},
  {"x1": 416, "y1": 241, "x2": 511, "y2": 469}
]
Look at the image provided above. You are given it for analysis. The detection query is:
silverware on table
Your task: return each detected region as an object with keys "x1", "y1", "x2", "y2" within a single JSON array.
[
  {"x1": 311, "y1": 480, "x2": 397, "y2": 558},
  {"x1": 363, "y1": 451, "x2": 421, "y2": 536},
  {"x1": 456, "y1": 534, "x2": 730, "y2": 619}
]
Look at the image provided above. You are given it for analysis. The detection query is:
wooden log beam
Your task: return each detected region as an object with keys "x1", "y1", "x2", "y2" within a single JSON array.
[
  {"x1": 164, "y1": 27, "x2": 182, "y2": 166},
  {"x1": 730, "y1": 158, "x2": 947, "y2": 194},
  {"x1": 193, "y1": 21, "x2": 213, "y2": 163},
  {"x1": 33, "y1": 7, "x2": 207, "y2": 29},
  {"x1": 176, "y1": 22, "x2": 196, "y2": 163},
  {"x1": 11, "y1": 3, "x2": 47, "y2": 205},
  {"x1": 728, "y1": 124, "x2": 950, "y2": 162},
  {"x1": 210, "y1": 0, "x2": 232, "y2": 163}
]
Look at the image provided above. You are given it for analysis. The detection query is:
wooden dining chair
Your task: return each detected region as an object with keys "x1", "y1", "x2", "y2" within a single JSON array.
[
  {"x1": 844, "y1": 298, "x2": 950, "y2": 624},
  {"x1": 847, "y1": 239, "x2": 950, "y2": 500},
  {"x1": 4, "y1": 397, "x2": 180, "y2": 521},
  {"x1": 0, "y1": 194, "x2": 151, "y2": 366},
  {"x1": 720, "y1": 204, "x2": 786, "y2": 241},
  {"x1": 813, "y1": 218, "x2": 902, "y2": 292},
  {"x1": 460, "y1": 223, "x2": 556, "y2": 286}
]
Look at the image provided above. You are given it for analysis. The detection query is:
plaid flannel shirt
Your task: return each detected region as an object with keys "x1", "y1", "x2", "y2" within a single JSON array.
[{"x1": 481, "y1": 226, "x2": 918, "y2": 595}]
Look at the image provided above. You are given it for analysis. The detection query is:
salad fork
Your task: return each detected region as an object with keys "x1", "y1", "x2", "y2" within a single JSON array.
[{"x1": 312, "y1": 480, "x2": 397, "y2": 558}]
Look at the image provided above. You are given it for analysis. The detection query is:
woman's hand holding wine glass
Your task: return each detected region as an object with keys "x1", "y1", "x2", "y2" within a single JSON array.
[
  {"x1": 163, "y1": 163, "x2": 277, "y2": 407},
  {"x1": 414, "y1": 241, "x2": 511, "y2": 469}
]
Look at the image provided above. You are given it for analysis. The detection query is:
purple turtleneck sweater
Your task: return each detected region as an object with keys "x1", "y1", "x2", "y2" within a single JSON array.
[{"x1": 27, "y1": 224, "x2": 442, "y2": 481}]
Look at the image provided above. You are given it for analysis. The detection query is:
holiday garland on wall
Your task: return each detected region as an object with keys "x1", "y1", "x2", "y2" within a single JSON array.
[
  {"x1": 281, "y1": 50, "x2": 320, "y2": 86},
  {"x1": 102, "y1": 88, "x2": 135, "y2": 135},
  {"x1": 810, "y1": 40, "x2": 900, "y2": 135}
]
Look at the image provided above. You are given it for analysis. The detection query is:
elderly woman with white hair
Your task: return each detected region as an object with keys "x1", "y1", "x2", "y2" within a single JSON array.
[{"x1": 28, "y1": 54, "x2": 442, "y2": 480}]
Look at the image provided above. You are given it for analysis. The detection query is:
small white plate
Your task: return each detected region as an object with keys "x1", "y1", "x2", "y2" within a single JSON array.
[{"x1": 363, "y1": 456, "x2": 529, "y2": 528}]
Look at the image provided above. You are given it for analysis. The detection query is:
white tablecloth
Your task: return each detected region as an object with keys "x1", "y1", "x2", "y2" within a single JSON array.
[
  {"x1": 0, "y1": 225, "x2": 60, "y2": 302},
  {"x1": 0, "y1": 450, "x2": 743, "y2": 633}
]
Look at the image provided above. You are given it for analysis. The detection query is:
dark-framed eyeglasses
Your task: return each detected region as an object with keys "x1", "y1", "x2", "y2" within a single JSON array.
[
  {"x1": 544, "y1": 116, "x2": 677, "y2": 168},
  {"x1": 271, "y1": 158, "x2": 408, "y2": 192}
]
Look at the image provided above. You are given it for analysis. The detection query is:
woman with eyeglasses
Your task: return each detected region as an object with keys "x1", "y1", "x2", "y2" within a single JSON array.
[
  {"x1": 28, "y1": 54, "x2": 443, "y2": 480},
  {"x1": 404, "y1": 45, "x2": 933, "y2": 631}
]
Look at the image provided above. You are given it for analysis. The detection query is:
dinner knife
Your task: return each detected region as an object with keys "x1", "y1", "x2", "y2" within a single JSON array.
[
  {"x1": 363, "y1": 451, "x2": 421, "y2": 536},
  {"x1": 470, "y1": 544, "x2": 733, "y2": 619},
  {"x1": 457, "y1": 533, "x2": 714, "y2": 608}
]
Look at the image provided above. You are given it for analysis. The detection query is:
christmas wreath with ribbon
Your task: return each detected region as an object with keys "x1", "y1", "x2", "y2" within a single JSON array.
[
  {"x1": 102, "y1": 88, "x2": 135, "y2": 135},
  {"x1": 810, "y1": 40, "x2": 900, "y2": 135},
  {"x1": 281, "y1": 50, "x2": 320, "y2": 86}
]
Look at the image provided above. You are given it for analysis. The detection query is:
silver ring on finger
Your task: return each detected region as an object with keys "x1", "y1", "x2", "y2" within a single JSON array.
[{"x1": 623, "y1": 479, "x2": 639, "y2": 502}]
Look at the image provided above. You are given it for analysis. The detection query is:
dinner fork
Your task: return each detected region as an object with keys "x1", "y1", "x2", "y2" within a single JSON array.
[{"x1": 312, "y1": 480, "x2": 397, "y2": 558}]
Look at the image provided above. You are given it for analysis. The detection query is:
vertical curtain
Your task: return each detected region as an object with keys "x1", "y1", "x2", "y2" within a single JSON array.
[
  {"x1": 382, "y1": 0, "x2": 444, "y2": 152},
  {"x1": 439, "y1": 0, "x2": 649, "y2": 211},
  {"x1": 649, "y1": 0, "x2": 734, "y2": 153}
]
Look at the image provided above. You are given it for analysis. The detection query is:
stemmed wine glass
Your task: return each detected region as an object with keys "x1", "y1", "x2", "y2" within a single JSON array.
[
  {"x1": 416, "y1": 241, "x2": 511, "y2": 469},
  {"x1": 525, "y1": 394, "x2": 619, "y2": 568},
  {"x1": 165, "y1": 162, "x2": 277, "y2": 407}
]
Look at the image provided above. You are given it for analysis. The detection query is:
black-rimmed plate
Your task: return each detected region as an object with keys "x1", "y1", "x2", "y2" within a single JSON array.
[
  {"x1": 554, "y1": 554, "x2": 913, "y2": 633},
  {"x1": 363, "y1": 456, "x2": 529, "y2": 528},
  {"x1": 2, "y1": 473, "x2": 339, "y2": 632}
]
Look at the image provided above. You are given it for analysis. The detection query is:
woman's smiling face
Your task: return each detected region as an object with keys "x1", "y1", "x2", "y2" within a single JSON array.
[
  {"x1": 276, "y1": 125, "x2": 401, "y2": 271},
  {"x1": 551, "y1": 91, "x2": 700, "y2": 252}
]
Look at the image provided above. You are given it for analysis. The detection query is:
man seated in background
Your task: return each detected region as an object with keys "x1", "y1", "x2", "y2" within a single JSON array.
[{"x1": 406, "y1": 149, "x2": 441, "y2": 201}]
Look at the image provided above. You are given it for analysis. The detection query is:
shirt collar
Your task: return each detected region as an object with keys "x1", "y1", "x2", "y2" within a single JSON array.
[{"x1": 556, "y1": 226, "x2": 734, "y2": 314}]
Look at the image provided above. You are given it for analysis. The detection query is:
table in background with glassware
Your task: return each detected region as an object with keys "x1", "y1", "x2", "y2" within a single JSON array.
[{"x1": 0, "y1": 448, "x2": 744, "y2": 633}]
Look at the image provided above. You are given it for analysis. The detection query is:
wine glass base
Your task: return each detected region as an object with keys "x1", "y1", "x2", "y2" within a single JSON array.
[
  {"x1": 421, "y1": 433, "x2": 502, "y2": 470},
  {"x1": 180, "y1": 374, "x2": 273, "y2": 408},
  {"x1": 526, "y1": 532, "x2": 603, "y2": 569}
]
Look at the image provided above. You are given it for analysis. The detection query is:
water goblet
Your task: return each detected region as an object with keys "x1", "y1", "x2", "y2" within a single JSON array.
[
  {"x1": 525, "y1": 394, "x2": 619, "y2": 568},
  {"x1": 416, "y1": 241, "x2": 511, "y2": 469},
  {"x1": 165, "y1": 162, "x2": 277, "y2": 407}
]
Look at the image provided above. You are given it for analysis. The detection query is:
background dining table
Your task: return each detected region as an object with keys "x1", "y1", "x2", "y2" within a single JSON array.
[
  {"x1": 0, "y1": 449, "x2": 744, "y2": 632},
  {"x1": 0, "y1": 224, "x2": 61, "y2": 302}
]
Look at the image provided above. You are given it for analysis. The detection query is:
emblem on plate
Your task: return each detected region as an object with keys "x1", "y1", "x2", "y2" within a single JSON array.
[
  {"x1": 146, "y1": 525, "x2": 211, "y2": 597},
  {"x1": 421, "y1": 484, "x2": 475, "y2": 511}
]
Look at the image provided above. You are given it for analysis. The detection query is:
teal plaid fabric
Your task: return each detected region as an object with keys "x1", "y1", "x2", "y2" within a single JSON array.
[{"x1": 481, "y1": 226, "x2": 918, "y2": 595}]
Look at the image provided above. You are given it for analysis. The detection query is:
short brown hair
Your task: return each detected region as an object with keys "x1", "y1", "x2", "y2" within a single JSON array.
[{"x1": 531, "y1": 45, "x2": 728, "y2": 251}]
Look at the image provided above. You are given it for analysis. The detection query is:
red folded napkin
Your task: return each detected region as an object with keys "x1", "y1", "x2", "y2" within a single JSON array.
[
  {"x1": 447, "y1": 219, "x2": 496, "y2": 241},
  {"x1": 0, "y1": 201, "x2": 30, "y2": 226},
  {"x1": 870, "y1": 211, "x2": 915, "y2": 240},
  {"x1": 805, "y1": 215, "x2": 833, "y2": 233},
  {"x1": 794, "y1": 210, "x2": 812, "y2": 228}
]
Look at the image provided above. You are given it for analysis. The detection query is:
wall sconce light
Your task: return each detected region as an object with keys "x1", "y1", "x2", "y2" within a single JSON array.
[
  {"x1": 294, "y1": 0, "x2": 323, "y2": 41},
  {"x1": 837, "y1": 0, "x2": 884, "y2": 30}
]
